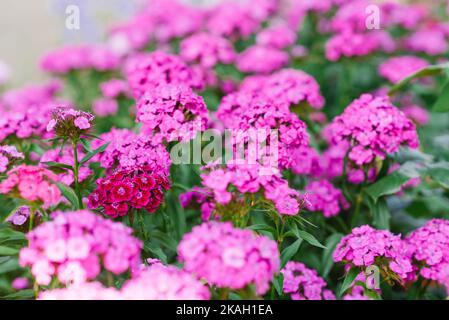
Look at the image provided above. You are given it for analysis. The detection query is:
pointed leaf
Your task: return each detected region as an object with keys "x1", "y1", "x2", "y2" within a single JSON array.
[
  {"x1": 80, "y1": 142, "x2": 110, "y2": 165},
  {"x1": 297, "y1": 230, "x2": 327, "y2": 249},
  {"x1": 339, "y1": 267, "x2": 360, "y2": 296},
  {"x1": 281, "y1": 238, "x2": 303, "y2": 267},
  {"x1": 56, "y1": 183, "x2": 79, "y2": 209}
]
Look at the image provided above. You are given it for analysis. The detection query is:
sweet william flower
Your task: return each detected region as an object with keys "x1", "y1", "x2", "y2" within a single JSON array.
[
  {"x1": 47, "y1": 107, "x2": 95, "y2": 141},
  {"x1": 178, "y1": 221, "x2": 280, "y2": 295}
]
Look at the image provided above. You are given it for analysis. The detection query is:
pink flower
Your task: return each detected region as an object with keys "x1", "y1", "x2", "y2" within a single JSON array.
[
  {"x1": 178, "y1": 222, "x2": 280, "y2": 295},
  {"x1": 379, "y1": 56, "x2": 428, "y2": 84},
  {"x1": 282, "y1": 262, "x2": 335, "y2": 300},
  {"x1": 237, "y1": 45, "x2": 289, "y2": 74},
  {"x1": 305, "y1": 179, "x2": 349, "y2": 217},
  {"x1": 20, "y1": 210, "x2": 142, "y2": 285}
]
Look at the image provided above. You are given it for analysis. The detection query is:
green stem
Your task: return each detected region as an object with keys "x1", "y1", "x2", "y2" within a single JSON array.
[
  {"x1": 72, "y1": 141, "x2": 84, "y2": 209},
  {"x1": 351, "y1": 190, "x2": 364, "y2": 228}
]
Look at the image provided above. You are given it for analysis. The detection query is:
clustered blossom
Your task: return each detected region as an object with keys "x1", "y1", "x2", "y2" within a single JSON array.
[
  {"x1": 88, "y1": 166, "x2": 170, "y2": 218},
  {"x1": 290, "y1": 146, "x2": 322, "y2": 177},
  {"x1": 47, "y1": 108, "x2": 95, "y2": 140},
  {"x1": 0, "y1": 145, "x2": 24, "y2": 173},
  {"x1": 99, "y1": 79, "x2": 131, "y2": 99},
  {"x1": 92, "y1": 128, "x2": 170, "y2": 175},
  {"x1": 281, "y1": 262, "x2": 336, "y2": 300},
  {"x1": 379, "y1": 56, "x2": 428, "y2": 84},
  {"x1": 178, "y1": 222, "x2": 280, "y2": 295},
  {"x1": 0, "y1": 165, "x2": 60, "y2": 208},
  {"x1": 197, "y1": 162, "x2": 303, "y2": 216},
  {"x1": 39, "y1": 264, "x2": 210, "y2": 300},
  {"x1": 256, "y1": 24, "x2": 297, "y2": 49},
  {"x1": 0, "y1": 81, "x2": 66, "y2": 142},
  {"x1": 40, "y1": 147, "x2": 92, "y2": 185},
  {"x1": 216, "y1": 91, "x2": 310, "y2": 169},
  {"x1": 92, "y1": 98, "x2": 118, "y2": 117},
  {"x1": 328, "y1": 94, "x2": 419, "y2": 166},
  {"x1": 405, "y1": 219, "x2": 449, "y2": 286},
  {"x1": 240, "y1": 69, "x2": 325, "y2": 109},
  {"x1": 125, "y1": 51, "x2": 204, "y2": 98},
  {"x1": 120, "y1": 265, "x2": 210, "y2": 300},
  {"x1": 326, "y1": 31, "x2": 394, "y2": 61},
  {"x1": 6, "y1": 206, "x2": 37, "y2": 226},
  {"x1": 334, "y1": 225, "x2": 415, "y2": 281},
  {"x1": 405, "y1": 27, "x2": 448, "y2": 56},
  {"x1": 402, "y1": 105, "x2": 429, "y2": 126},
  {"x1": 236, "y1": 45, "x2": 289, "y2": 74},
  {"x1": 19, "y1": 210, "x2": 142, "y2": 285},
  {"x1": 39, "y1": 282, "x2": 121, "y2": 300},
  {"x1": 180, "y1": 33, "x2": 236, "y2": 68},
  {"x1": 40, "y1": 45, "x2": 120, "y2": 74},
  {"x1": 136, "y1": 84, "x2": 209, "y2": 143},
  {"x1": 304, "y1": 179, "x2": 349, "y2": 218}
]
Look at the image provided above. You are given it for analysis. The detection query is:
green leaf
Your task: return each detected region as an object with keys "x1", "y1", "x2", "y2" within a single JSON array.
[
  {"x1": 427, "y1": 164, "x2": 449, "y2": 189},
  {"x1": 389, "y1": 63, "x2": 449, "y2": 96},
  {"x1": 42, "y1": 161, "x2": 73, "y2": 171},
  {"x1": 80, "y1": 138, "x2": 92, "y2": 152},
  {"x1": 321, "y1": 233, "x2": 343, "y2": 278},
  {"x1": 0, "y1": 245, "x2": 19, "y2": 256},
  {"x1": 80, "y1": 142, "x2": 110, "y2": 165},
  {"x1": 144, "y1": 242, "x2": 168, "y2": 264},
  {"x1": 339, "y1": 267, "x2": 360, "y2": 296},
  {"x1": 246, "y1": 224, "x2": 276, "y2": 235},
  {"x1": 365, "y1": 164, "x2": 420, "y2": 202},
  {"x1": 281, "y1": 238, "x2": 303, "y2": 267},
  {"x1": 297, "y1": 230, "x2": 327, "y2": 249},
  {"x1": 368, "y1": 198, "x2": 391, "y2": 229},
  {"x1": 272, "y1": 274, "x2": 284, "y2": 296},
  {"x1": 1, "y1": 289, "x2": 35, "y2": 300},
  {"x1": 56, "y1": 183, "x2": 80, "y2": 209},
  {"x1": 433, "y1": 80, "x2": 449, "y2": 112}
]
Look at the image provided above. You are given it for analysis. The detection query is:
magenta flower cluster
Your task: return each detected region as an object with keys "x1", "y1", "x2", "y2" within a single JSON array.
[
  {"x1": 180, "y1": 32, "x2": 236, "y2": 68},
  {"x1": 47, "y1": 108, "x2": 95, "y2": 140},
  {"x1": 40, "y1": 45, "x2": 120, "y2": 74},
  {"x1": 282, "y1": 262, "x2": 336, "y2": 300},
  {"x1": 88, "y1": 166, "x2": 170, "y2": 218},
  {"x1": 304, "y1": 179, "x2": 349, "y2": 218},
  {"x1": 334, "y1": 225, "x2": 415, "y2": 281},
  {"x1": 19, "y1": 210, "x2": 142, "y2": 285},
  {"x1": 328, "y1": 94, "x2": 419, "y2": 166},
  {"x1": 178, "y1": 222, "x2": 280, "y2": 295},
  {"x1": 379, "y1": 56, "x2": 428, "y2": 84},
  {"x1": 0, "y1": 145, "x2": 24, "y2": 173},
  {"x1": 405, "y1": 219, "x2": 449, "y2": 285},
  {"x1": 136, "y1": 84, "x2": 209, "y2": 143},
  {"x1": 92, "y1": 128, "x2": 171, "y2": 175},
  {"x1": 125, "y1": 51, "x2": 204, "y2": 98}
]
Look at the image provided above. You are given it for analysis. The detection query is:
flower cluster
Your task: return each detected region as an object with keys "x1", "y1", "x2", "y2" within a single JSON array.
[
  {"x1": 19, "y1": 210, "x2": 142, "y2": 285},
  {"x1": 125, "y1": 51, "x2": 204, "y2": 98},
  {"x1": 236, "y1": 45, "x2": 289, "y2": 74},
  {"x1": 334, "y1": 225, "x2": 415, "y2": 281},
  {"x1": 40, "y1": 45, "x2": 120, "y2": 74},
  {"x1": 180, "y1": 33, "x2": 236, "y2": 69},
  {"x1": 39, "y1": 264, "x2": 210, "y2": 300},
  {"x1": 0, "y1": 165, "x2": 60, "y2": 208},
  {"x1": 405, "y1": 219, "x2": 449, "y2": 285},
  {"x1": 240, "y1": 69, "x2": 325, "y2": 109},
  {"x1": 6, "y1": 206, "x2": 37, "y2": 226},
  {"x1": 88, "y1": 166, "x2": 170, "y2": 218},
  {"x1": 328, "y1": 94, "x2": 419, "y2": 166},
  {"x1": 379, "y1": 56, "x2": 428, "y2": 84},
  {"x1": 256, "y1": 24, "x2": 297, "y2": 49},
  {"x1": 282, "y1": 262, "x2": 336, "y2": 300},
  {"x1": 99, "y1": 79, "x2": 131, "y2": 99},
  {"x1": 0, "y1": 81, "x2": 65, "y2": 142},
  {"x1": 216, "y1": 91, "x2": 309, "y2": 169},
  {"x1": 304, "y1": 179, "x2": 349, "y2": 218},
  {"x1": 0, "y1": 145, "x2": 24, "y2": 173},
  {"x1": 178, "y1": 222, "x2": 280, "y2": 295},
  {"x1": 92, "y1": 129, "x2": 171, "y2": 175},
  {"x1": 195, "y1": 161, "x2": 303, "y2": 217},
  {"x1": 47, "y1": 108, "x2": 95, "y2": 140},
  {"x1": 120, "y1": 264, "x2": 210, "y2": 300},
  {"x1": 136, "y1": 84, "x2": 209, "y2": 143}
]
